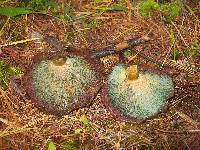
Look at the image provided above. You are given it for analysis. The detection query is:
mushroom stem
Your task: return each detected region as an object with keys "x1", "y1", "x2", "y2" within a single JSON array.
[
  {"x1": 126, "y1": 65, "x2": 139, "y2": 81},
  {"x1": 52, "y1": 57, "x2": 66, "y2": 66}
]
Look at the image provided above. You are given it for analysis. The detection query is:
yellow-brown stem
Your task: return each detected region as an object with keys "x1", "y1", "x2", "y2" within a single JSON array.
[
  {"x1": 126, "y1": 65, "x2": 139, "y2": 81},
  {"x1": 115, "y1": 42, "x2": 129, "y2": 52},
  {"x1": 52, "y1": 57, "x2": 66, "y2": 66}
]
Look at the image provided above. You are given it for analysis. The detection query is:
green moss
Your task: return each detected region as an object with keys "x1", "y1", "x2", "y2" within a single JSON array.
[
  {"x1": 139, "y1": 0, "x2": 182, "y2": 22},
  {"x1": 160, "y1": 2, "x2": 182, "y2": 22},
  {"x1": 108, "y1": 64, "x2": 174, "y2": 119},
  {"x1": 21, "y1": 0, "x2": 49, "y2": 11},
  {"x1": 61, "y1": 139, "x2": 81, "y2": 150},
  {"x1": 183, "y1": 40, "x2": 200, "y2": 58},
  {"x1": 139, "y1": 0, "x2": 160, "y2": 18},
  {"x1": 32, "y1": 56, "x2": 97, "y2": 112},
  {"x1": 0, "y1": 61, "x2": 23, "y2": 89},
  {"x1": 123, "y1": 48, "x2": 132, "y2": 58}
]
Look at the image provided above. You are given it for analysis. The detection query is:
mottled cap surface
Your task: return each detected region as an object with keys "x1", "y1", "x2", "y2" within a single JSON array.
[
  {"x1": 23, "y1": 51, "x2": 104, "y2": 115},
  {"x1": 102, "y1": 64, "x2": 174, "y2": 122}
]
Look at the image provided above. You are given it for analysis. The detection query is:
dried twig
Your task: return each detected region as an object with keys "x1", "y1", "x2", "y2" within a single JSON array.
[
  {"x1": 156, "y1": 129, "x2": 200, "y2": 134},
  {"x1": 177, "y1": 111, "x2": 200, "y2": 128},
  {"x1": 0, "y1": 38, "x2": 40, "y2": 48}
]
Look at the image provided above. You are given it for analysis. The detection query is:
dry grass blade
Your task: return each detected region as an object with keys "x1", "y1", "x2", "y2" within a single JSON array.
[
  {"x1": 0, "y1": 17, "x2": 10, "y2": 36},
  {"x1": 0, "y1": 38, "x2": 40, "y2": 48},
  {"x1": 156, "y1": 129, "x2": 200, "y2": 134},
  {"x1": 0, "y1": 118, "x2": 9, "y2": 125},
  {"x1": 177, "y1": 111, "x2": 200, "y2": 128},
  {"x1": 113, "y1": 27, "x2": 137, "y2": 41},
  {"x1": 166, "y1": 60, "x2": 198, "y2": 74},
  {"x1": 0, "y1": 128, "x2": 33, "y2": 138},
  {"x1": 0, "y1": 88, "x2": 15, "y2": 113}
]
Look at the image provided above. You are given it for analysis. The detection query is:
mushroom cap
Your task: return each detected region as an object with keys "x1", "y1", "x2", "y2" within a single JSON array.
[
  {"x1": 102, "y1": 64, "x2": 174, "y2": 122},
  {"x1": 23, "y1": 51, "x2": 104, "y2": 115}
]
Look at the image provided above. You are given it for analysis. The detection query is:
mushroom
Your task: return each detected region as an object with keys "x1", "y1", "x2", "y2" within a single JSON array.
[
  {"x1": 23, "y1": 51, "x2": 104, "y2": 115},
  {"x1": 102, "y1": 64, "x2": 174, "y2": 121}
]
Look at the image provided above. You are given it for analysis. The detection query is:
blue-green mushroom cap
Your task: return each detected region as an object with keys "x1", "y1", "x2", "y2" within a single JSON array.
[
  {"x1": 23, "y1": 52, "x2": 104, "y2": 115},
  {"x1": 103, "y1": 64, "x2": 174, "y2": 121}
]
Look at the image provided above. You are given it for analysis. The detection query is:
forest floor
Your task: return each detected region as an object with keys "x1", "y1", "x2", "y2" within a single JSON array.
[{"x1": 0, "y1": 1, "x2": 200, "y2": 149}]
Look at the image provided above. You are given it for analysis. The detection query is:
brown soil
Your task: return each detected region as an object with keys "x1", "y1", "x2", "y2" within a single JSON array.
[{"x1": 0, "y1": 1, "x2": 200, "y2": 149}]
